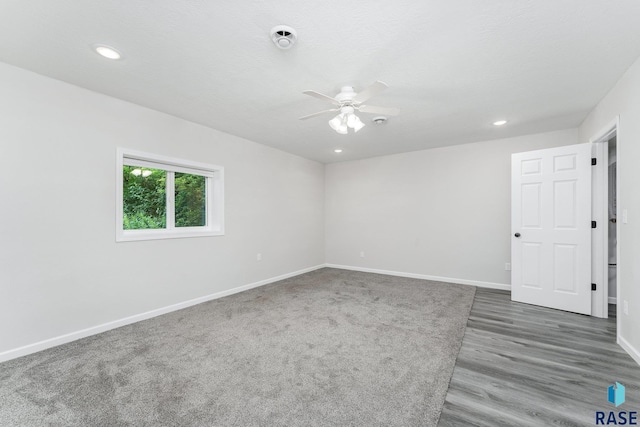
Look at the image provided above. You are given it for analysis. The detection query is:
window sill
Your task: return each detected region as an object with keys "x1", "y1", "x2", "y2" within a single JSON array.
[{"x1": 116, "y1": 229, "x2": 224, "y2": 242}]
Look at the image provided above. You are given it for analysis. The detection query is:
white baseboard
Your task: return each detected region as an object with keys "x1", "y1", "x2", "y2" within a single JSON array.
[
  {"x1": 0, "y1": 264, "x2": 325, "y2": 364},
  {"x1": 608, "y1": 297, "x2": 617, "y2": 304},
  {"x1": 618, "y1": 335, "x2": 640, "y2": 367},
  {"x1": 325, "y1": 264, "x2": 510, "y2": 291}
]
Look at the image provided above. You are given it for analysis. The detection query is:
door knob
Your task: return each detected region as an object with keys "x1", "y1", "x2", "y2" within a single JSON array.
[{"x1": 514, "y1": 233, "x2": 521, "y2": 238}]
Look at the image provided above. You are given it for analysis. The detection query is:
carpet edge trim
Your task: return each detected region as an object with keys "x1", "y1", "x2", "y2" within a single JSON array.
[
  {"x1": 433, "y1": 285, "x2": 477, "y2": 426},
  {"x1": 325, "y1": 264, "x2": 510, "y2": 290},
  {"x1": 0, "y1": 264, "x2": 325, "y2": 363}
]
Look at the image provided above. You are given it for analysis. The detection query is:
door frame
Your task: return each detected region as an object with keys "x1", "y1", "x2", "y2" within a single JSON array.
[{"x1": 589, "y1": 116, "x2": 619, "y2": 320}]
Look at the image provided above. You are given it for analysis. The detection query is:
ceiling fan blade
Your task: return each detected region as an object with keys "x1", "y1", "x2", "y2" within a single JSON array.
[
  {"x1": 358, "y1": 105, "x2": 400, "y2": 116},
  {"x1": 302, "y1": 90, "x2": 339, "y2": 104},
  {"x1": 353, "y1": 81, "x2": 389, "y2": 103},
  {"x1": 298, "y1": 109, "x2": 338, "y2": 120}
]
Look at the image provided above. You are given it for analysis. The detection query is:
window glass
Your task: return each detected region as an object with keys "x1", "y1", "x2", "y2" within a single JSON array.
[
  {"x1": 175, "y1": 172, "x2": 207, "y2": 227},
  {"x1": 122, "y1": 166, "x2": 167, "y2": 230}
]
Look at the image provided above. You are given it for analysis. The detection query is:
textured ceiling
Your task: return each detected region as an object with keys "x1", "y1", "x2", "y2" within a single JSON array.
[{"x1": 1, "y1": 0, "x2": 640, "y2": 163}]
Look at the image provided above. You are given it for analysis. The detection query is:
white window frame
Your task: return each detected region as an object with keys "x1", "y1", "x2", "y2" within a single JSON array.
[{"x1": 116, "y1": 148, "x2": 224, "y2": 242}]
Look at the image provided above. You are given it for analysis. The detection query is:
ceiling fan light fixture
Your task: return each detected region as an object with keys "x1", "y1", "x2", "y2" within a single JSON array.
[
  {"x1": 337, "y1": 116, "x2": 349, "y2": 134},
  {"x1": 341, "y1": 106, "x2": 355, "y2": 115},
  {"x1": 346, "y1": 113, "x2": 357, "y2": 128},
  {"x1": 351, "y1": 115, "x2": 365, "y2": 132},
  {"x1": 303, "y1": 81, "x2": 397, "y2": 134},
  {"x1": 329, "y1": 114, "x2": 344, "y2": 132},
  {"x1": 330, "y1": 111, "x2": 364, "y2": 134}
]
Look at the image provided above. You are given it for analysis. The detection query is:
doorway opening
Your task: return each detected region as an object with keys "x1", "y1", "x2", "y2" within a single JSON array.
[
  {"x1": 607, "y1": 136, "x2": 617, "y2": 317},
  {"x1": 590, "y1": 117, "x2": 619, "y2": 321}
]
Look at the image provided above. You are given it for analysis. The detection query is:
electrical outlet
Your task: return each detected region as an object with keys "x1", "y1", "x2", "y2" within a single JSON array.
[
  {"x1": 505, "y1": 263, "x2": 511, "y2": 271},
  {"x1": 360, "y1": 251, "x2": 365, "y2": 258},
  {"x1": 623, "y1": 209, "x2": 628, "y2": 224},
  {"x1": 623, "y1": 300, "x2": 629, "y2": 315},
  {"x1": 257, "y1": 253, "x2": 262, "y2": 261}
]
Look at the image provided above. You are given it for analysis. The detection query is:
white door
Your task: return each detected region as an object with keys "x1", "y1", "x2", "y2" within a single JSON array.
[{"x1": 511, "y1": 143, "x2": 592, "y2": 315}]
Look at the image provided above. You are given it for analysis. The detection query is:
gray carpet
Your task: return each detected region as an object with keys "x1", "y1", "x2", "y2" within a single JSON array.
[{"x1": 0, "y1": 268, "x2": 476, "y2": 426}]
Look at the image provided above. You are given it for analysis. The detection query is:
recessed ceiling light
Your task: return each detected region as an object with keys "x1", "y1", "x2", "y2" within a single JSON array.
[
  {"x1": 334, "y1": 149, "x2": 343, "y2": 153},
  {"x1": 493, "y1": 120, "x2": 508, "y2": 126},
  {"x1": 94, "y1": 45, "x2": 121, "y2": 60}
]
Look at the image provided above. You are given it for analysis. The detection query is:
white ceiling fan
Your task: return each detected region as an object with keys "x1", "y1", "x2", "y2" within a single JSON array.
[{"x1": 299, "y1": 81, "x2": 400, "y2": 134}]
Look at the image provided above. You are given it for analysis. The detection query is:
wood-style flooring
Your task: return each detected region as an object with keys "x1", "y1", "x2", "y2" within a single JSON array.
[{"x1": 439, "y1": 288, "x2": 640, "y2": 427}]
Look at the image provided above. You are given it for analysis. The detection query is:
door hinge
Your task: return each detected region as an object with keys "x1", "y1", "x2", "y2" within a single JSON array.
[
  {"x1": 592, "y1": 221, "x2": 597, "y2": 228},
  {"x1": 592, "y1": 158, "x2": 597, "y2": 165},
  {"x1": 592, "y1": 283, "x2": 597, "y2": 291}
]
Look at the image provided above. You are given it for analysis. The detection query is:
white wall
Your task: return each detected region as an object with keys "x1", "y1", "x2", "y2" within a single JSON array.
[
  {"x1": 325, "y1": 129, "x2": 577, "y2": 287},
  {"x1": 579, "y1": 55, "x2": 640, "y2": 363},
  {"x1": 4, "y1": 52, "x2": 638, "y2": 366},
  {"x1": 0, "y1": 62, "x2": 325, "y2": 357}
]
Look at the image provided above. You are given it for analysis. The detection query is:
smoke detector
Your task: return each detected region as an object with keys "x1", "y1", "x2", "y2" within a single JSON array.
[
  {"x1": 270, "y1": 25, "x2": 297, "y2": 50},
  {"x1": 372, "y1": 116, "x2": 388, "y2": 124}
]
